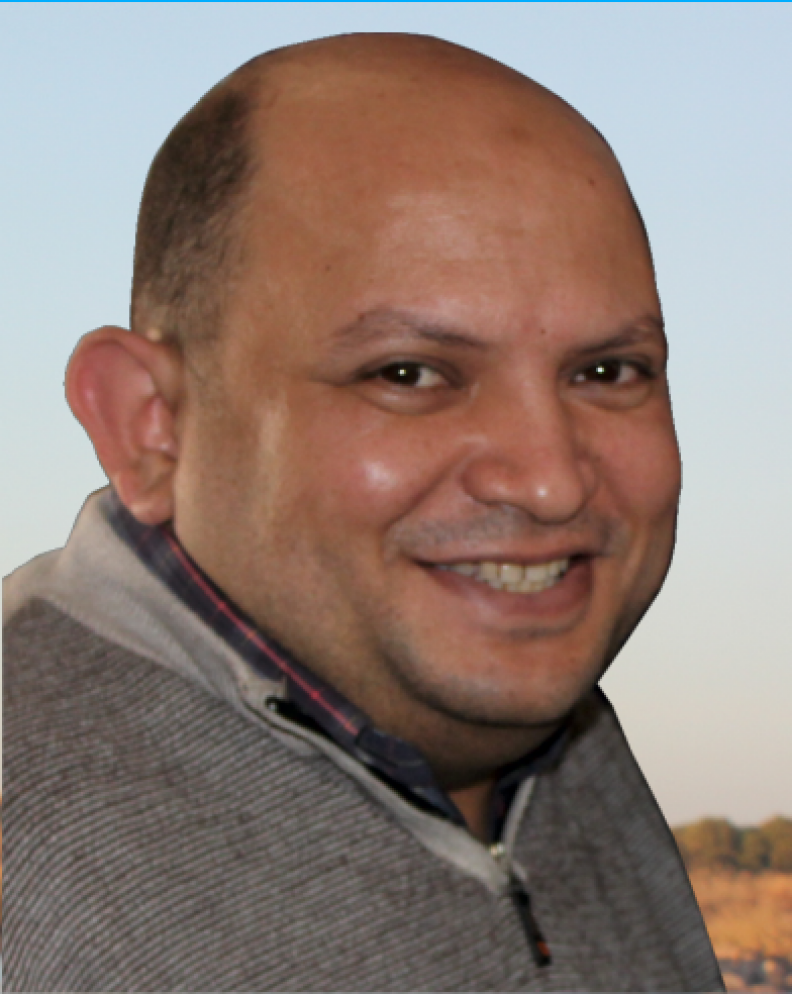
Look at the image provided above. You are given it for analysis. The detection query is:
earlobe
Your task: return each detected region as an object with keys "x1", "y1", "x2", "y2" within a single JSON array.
[{"x1": 66, "y1": 326, "x2": 184, "y2": 525}]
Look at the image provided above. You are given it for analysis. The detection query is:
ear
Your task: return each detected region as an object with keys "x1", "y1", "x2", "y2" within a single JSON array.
[{"x1": 66, "y1": 326, "x2": 185, "y2": 525}]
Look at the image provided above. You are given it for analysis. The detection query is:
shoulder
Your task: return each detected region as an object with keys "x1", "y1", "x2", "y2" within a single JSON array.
[
  {"x1": 3, "y1": 601, "x2": 315, "y2": 872},
  {"x1": 2, "y1": 603, "x2": 388, "y2": 993},
  {"x1": 3, "y1": 599, "x2": 295, "y2": 795},
  {"x1": 536, "y1": 686, "x2": 678, "y2": 868},
  {"x1": 521, "y1": 688, "x2": 723, "y2": 991}
]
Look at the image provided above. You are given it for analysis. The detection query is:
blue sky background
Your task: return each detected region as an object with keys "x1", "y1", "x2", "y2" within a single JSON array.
[{"x1": 2, "y1": 2, "x2": 790, "y2": 826}]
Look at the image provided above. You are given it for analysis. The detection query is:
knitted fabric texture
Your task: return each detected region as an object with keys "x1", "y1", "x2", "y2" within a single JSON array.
[{"x1": 3, "y1": 494, "x2": 724, "y2": 992}]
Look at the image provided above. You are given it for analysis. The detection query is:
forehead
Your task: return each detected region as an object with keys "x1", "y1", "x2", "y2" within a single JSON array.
[
  {"x1": 253, "y1": 60, "x2": 622, "y2": 206},
  {"x1": 229, "y1": 64, "x2": 656, "y2": 349}
]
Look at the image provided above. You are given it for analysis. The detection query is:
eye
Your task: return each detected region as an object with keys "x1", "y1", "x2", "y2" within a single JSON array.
[
  {"x1": 572, "y1": 359, "x2": 647, "y2": 386},
  {"x1": 374, "y1": 362, "x2": 448, "y2": 389}
]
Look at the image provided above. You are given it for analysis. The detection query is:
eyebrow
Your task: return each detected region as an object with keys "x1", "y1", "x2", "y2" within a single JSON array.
[
  {"x1": 328, "y1": 308, "x2": 489, "y2": 353},
  {"x1": 328, "y1": 307, "x2": 666, "y2": 355},
  {"x1": 569, "y1": 316, "x2": 667, "y2": 360}
]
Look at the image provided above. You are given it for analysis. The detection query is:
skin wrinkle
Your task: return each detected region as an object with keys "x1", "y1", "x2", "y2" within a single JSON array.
[
  {"x1": 68, "y1": 35, "x2": 681, "y2": 838},
  {"x1": 386, "y1": 504, "x2": 623, "y2": 563}
]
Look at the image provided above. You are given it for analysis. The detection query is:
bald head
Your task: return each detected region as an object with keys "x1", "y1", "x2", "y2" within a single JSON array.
[{"x1": 131, "y1": 33, "x2": 641, "y2": 353}]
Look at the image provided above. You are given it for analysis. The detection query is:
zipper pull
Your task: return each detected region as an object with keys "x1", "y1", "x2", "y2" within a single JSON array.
[
  {"x1": 508, "y1": 876, "x2": 552, "y2": 968},
  {"x1": 490, "y1": 843, "x2": 552, "y2": 969}
]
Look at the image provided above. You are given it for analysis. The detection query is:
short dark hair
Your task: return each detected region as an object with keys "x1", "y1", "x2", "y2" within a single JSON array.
[{"x1": 130, "y1": 76, "x2": 259, "y2": 351}]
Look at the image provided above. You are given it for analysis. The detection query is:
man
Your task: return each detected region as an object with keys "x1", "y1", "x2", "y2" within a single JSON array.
[{"x1": 3, "y1": 33, "x2": 723, "y2": 992}]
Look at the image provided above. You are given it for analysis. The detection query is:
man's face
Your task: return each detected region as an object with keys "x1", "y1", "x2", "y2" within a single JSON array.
[{"x1": 174, "y1": 73, "x2": 681, "y2": 755}]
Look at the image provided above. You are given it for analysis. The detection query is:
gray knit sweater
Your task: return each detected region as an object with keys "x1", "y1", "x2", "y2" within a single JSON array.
[{"x1": 3, "y1": 491, "x2": 724, "y2": 993}]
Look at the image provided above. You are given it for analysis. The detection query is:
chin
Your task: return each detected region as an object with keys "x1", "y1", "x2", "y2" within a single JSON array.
[{"x1": 383, "y1": 638, "x2": 607, "y2": 730}]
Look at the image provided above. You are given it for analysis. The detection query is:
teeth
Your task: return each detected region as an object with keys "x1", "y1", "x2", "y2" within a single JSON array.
[
  {"x1": 438, "y1": 558, "x2": 571, "y2": 594},
  {"x1": 500, "y1": 563, "x2": 523, "y2": 584},
  {"x1": 451, "y1": 562, "x2": 477, "y2": 577}
]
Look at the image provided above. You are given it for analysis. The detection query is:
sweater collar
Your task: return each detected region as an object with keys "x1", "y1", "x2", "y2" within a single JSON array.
[{"x1": 108, "y1": 491, "x2": 569, "y2": 840}]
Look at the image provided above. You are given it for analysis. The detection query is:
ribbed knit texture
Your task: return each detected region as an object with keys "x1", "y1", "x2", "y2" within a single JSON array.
[{"x1": 4, "y1": 599, "x2": 724, "y2": 993}]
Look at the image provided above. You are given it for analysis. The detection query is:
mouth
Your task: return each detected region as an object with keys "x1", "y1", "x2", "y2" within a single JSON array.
[
  {"x1": 434, "y1": 557, "x2": 571, "y2": 595},
  {"x1": 416, "y1": 552, "x2": 594, "y2": 628}
]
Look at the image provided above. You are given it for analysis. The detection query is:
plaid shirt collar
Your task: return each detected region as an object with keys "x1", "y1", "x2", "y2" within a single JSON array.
[{"x1": 109, "y1": 492, "x2": 569, "y2": 840}]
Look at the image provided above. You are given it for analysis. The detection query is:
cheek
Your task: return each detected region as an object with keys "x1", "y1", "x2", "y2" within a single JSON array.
[
  {"x1": 598, "y1": 422, "x2": 681, "y2": 651},
  {"x1": 286, "y1": 414, "x2": 447, "y2": 538},
  {"x1": 358, "y1": 458, "x2": 408, "y2": 498},
  {"x1": 639, "y1": 432, "x2": 682, "y2": 524},
  {"x1": 593, "y1": 400, "x2": 680, "y2": 506},
  {"x1": 597, "y1": 415, "x2": 682, "y2": 569}
]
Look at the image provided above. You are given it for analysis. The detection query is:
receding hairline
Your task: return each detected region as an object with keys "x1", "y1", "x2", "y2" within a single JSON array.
[
  {"x1": 243, "y1": 32, "x2": 609, "y2": 155},
  {"x1": 130, "y1": 33, "x2": 641, "y2": 351}
]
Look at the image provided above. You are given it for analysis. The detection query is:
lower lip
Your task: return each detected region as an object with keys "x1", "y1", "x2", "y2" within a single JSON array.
[{"x1": 422, "y1": 558, "x2": 593, "y2": 624}]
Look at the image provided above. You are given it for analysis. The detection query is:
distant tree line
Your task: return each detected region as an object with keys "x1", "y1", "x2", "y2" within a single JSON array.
[{"x1": 673, "y1": 817, "x2": 792, "y2": 872}]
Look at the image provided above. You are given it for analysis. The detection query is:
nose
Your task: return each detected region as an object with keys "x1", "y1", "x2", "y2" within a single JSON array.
[{"x1": 459, "y1": 388, "x2": 597, "y2": 525}]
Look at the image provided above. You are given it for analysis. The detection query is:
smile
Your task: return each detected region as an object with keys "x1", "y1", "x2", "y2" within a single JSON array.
[{"x1": 435, "y1": 558, "x2": 571, "y2": 594}]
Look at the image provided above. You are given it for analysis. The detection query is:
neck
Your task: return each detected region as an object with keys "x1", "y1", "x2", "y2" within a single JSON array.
[{"x1": 448, "y1": 778, "x2": 498, "y2": 844}]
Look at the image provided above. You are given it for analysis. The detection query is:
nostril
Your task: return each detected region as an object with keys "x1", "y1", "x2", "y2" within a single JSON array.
[{"x1": 460, "y1": 450, "x2": 594, "y2": 526}]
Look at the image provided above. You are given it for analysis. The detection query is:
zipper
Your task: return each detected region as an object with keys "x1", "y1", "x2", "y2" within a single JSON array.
[
  {"x1": 490, "y1": 842, "x2": 552, "y2": 969},
  {"x1": 262, "y1": 695, "x2": 552, "y2": 967}
]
